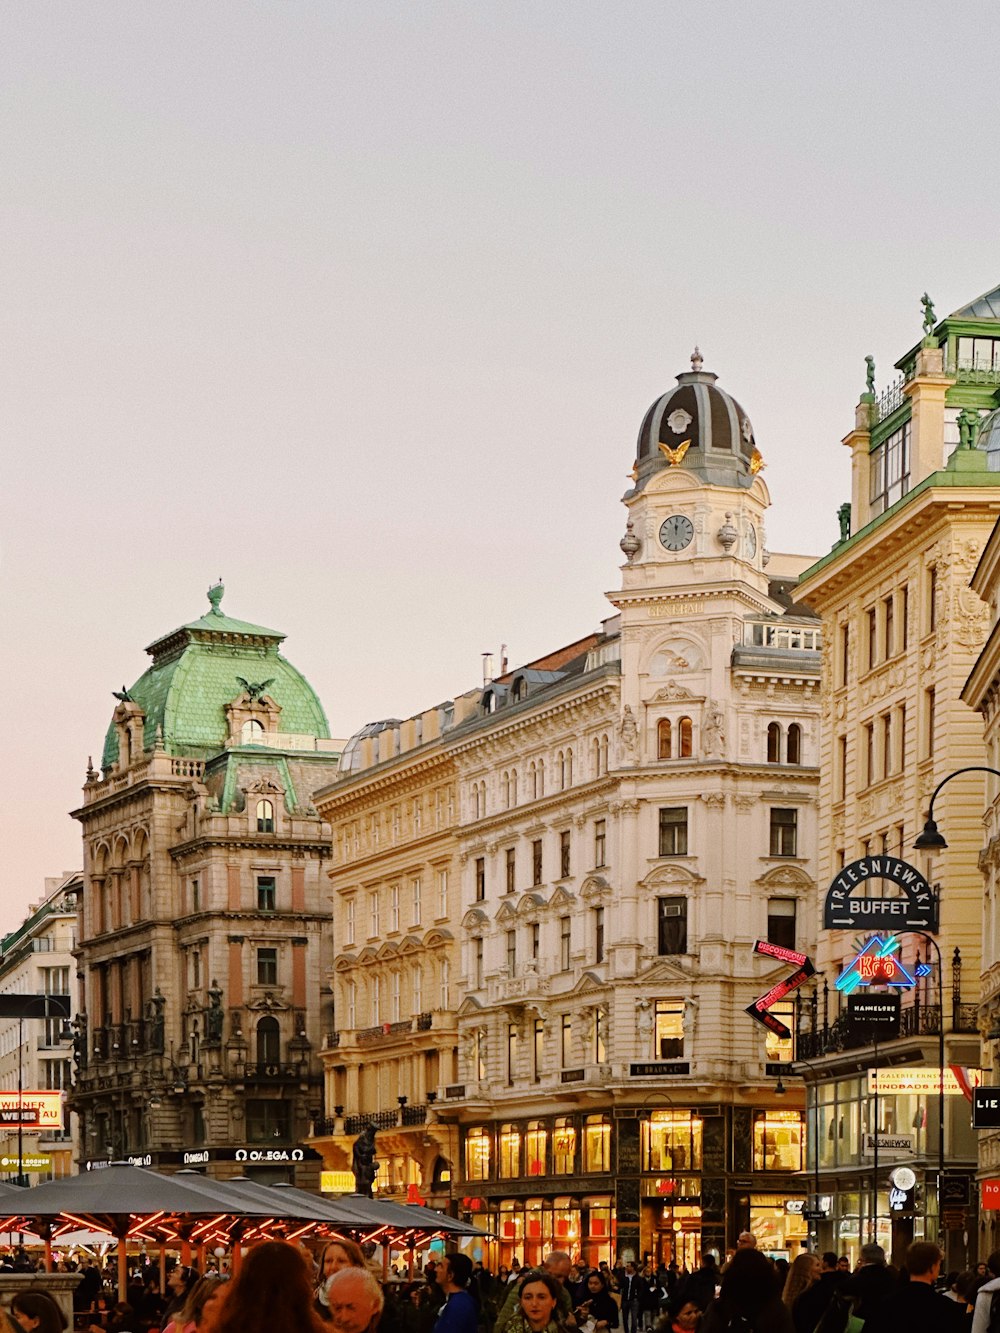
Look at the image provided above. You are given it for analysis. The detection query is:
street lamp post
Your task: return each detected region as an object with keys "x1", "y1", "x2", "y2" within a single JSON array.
[
  {"x1": 912, "y1": 765, "x2": 1000, "y2": 1241},
  {"x1": 787, "y1": 1056, "x2": 823, "y2": 1246}
]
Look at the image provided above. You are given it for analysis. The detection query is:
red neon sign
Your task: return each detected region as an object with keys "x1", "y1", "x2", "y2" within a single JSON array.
[{"x1": 753, "y1": 939, "x2": 808, "y2": 967}]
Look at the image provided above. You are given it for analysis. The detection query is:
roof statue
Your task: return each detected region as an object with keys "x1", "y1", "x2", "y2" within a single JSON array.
[
  {"x1": 236, "y1": 677, "x2": 275, "y2": 700},
  {"x1": 690, "y1": 345, "x2": 704, "y2": 372},
  {"x1": 207, "y1": 579, "x2": 225, "y2": 615},
  {"x1": 112, "y1": 686, "x2": 134, "y2": 703},
  {"x1": 921, "y1": 292, "x2": 936, "y2": 337},
  {"x1": 865, "y1": 355, "x2": 876, "y2": 398}
]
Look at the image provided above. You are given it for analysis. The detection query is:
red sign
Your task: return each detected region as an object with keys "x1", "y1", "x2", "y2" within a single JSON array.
[
  {"x1": 754, "y1": 939, "x2": 808, "y2": 967},
  {"x1": 982, "y1": 1179, "x2": 1000, "y2": 1210},
  {"x1": 746, "y1": 955, "x2": 816, "y2": 1037}
]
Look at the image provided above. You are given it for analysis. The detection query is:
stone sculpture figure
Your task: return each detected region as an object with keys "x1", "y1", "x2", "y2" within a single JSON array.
[
  {"x1": 148, "y1": 988, "x2": 165, "y2": 1054},
  {"x1": 702, "y1": 701, "x2": 726, "y2": 757},
  {"x1": 958, "y1": 407, "x2": 981, "y2": 450},
  {"x1": 205, "y1": 980, "x2": 224, "y2": 1042},
  {"x1": 864, "y1": 355, "x2": 876, "y2": 397},
  {"x1": 352, "y1": 1122, "x2": 379, "y2": 1196},
  {"x1": 921, "y1": 291, "x2": 936, "y2": 336},
  {"x1": 619, "y1": 704, "x2": 638, "y2": 755},
  {"x1": 837, "y1": 502, "x2": 852, "y2": 543}
]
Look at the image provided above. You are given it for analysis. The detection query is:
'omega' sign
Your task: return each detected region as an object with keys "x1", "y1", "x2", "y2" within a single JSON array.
[{"x1": 823, "y1": 856, "x2": 938, "y2": 932}]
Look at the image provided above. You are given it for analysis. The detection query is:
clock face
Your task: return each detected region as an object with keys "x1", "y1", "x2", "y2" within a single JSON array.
[
  {"x1": 744, "y1": 523, "x2": 758, "y2": 558},
  {"x1": 659, "y1": 514, "x2": 694, "y2": 552}
]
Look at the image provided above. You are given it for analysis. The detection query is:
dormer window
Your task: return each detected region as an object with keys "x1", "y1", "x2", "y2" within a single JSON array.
[
  {"x1": 242, "y1": 719, "x2": 265, "y2": 745},
  {"x1": 256, "y1": 800, "x2": 275, "y2": 833}
]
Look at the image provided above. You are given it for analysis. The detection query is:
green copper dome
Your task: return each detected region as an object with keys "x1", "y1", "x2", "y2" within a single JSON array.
[{"x1": 102, "y1": 583, "x2": 330, "y2": 770}]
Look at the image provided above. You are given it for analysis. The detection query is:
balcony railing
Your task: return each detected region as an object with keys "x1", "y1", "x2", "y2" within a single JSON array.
[{"x1": 354, "y1": 1014, "x2": 432, "y2": 1047}]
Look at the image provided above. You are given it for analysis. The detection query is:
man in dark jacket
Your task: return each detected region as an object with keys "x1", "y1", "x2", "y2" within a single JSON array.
[
  {"x1": 434, "y1": 1254, "x2": 478, "y2": 1333},
  {"x1": 843, "y1": 1243, "x2": 897, "y2": 1325},
  {"x1": 865, "y1": 1242, "x2": 965, "y2": 1332},
  {"x1": 678, "y1": 1255, "x2": 718, "y2": 1313}
]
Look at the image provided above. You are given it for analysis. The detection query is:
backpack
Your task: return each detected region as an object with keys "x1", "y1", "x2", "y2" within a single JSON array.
[
  {"x1": 812, "y1": 1292, "x2": 856, "y2": 1333},
  {"x1": 988, "y1": 1289, "x2": 1000, "y2": 1333}
]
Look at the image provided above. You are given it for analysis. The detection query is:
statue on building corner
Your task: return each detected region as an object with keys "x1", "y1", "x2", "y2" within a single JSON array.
[
  {"x1": 619, "y1": 705, "x2": 638, "y2": 760},
  {"x1": 147, "y1": 988, "x2": 165, "y2": 1055},
  {"x1": 958, "y1": 408, "x2": 982, "y2": 451},
  {"x1": 837, "y1": 502, "x2": 852, "y2": 544},
  {"x1": 205, "y1": 980, "x2": 224, "y2": 1043},
  {"x1": 864, "y1": 355, "x2": 876, "y2": 398},
  {"x1": 352, "y1": 1122, "x2": 379, "y2": 1196},
  {"x1": 702, "y1": 701, "x2": 726, "y2": 758},
  {"x1": 921, "y1": 292, "x2": 936, "y2": 338}
]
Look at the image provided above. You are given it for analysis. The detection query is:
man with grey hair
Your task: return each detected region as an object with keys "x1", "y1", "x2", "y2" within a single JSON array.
[
  {"x1": 326, "y1": 1266, "x2": 385, "y2": 1333},
  {"x1": 844, "y1": 1242, "x2": 896, "y2": 1326}
]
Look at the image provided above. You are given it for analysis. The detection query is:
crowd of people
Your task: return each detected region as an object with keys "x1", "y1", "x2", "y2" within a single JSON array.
[{"x1": 3, "y1": 1233, "x2": 1000, "y2": 1333}]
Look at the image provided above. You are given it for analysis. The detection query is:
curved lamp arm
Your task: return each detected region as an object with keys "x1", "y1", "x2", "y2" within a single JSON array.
[{"x1": 914, "y1": 766, "x2": 1000, "y2": 849}]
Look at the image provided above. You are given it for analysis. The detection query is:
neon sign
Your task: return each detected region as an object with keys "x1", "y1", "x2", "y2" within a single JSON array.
[{"x1": 834, "y1": 935, "x2": 917, "y2": 994}]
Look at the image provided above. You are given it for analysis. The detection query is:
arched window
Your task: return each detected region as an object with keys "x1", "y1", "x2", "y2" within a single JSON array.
[
  {"x1": 658, "y1": 719, "x2": 672, "y2": 760},
  {"x1": 256, "y1": 1016, "x2": 280, "y2": 1067},
  {"x1": 242, "y1": 718, "x2": 265, "y2": 745},
  {"x1": 537, "y1": 758, "x2": 545, "y2": 797},
  {"x1": 600, "y1": 734, "x2": 609, "y2": 774},
  {"x1": 256, "y1": 799, "x2": 274, "y2": 833},
  {"x1": 510, "y1": 769, "x2": 518, "y2": 805},
  {"x1": 557, "y1": 751, "x2": 566, "y2": 790},
  {"x1": 501, "y1": 772, "x2": 511, "y2": 809},
  {"x1": 678, "y1": 717, "x2": 693, "y2": 758},
  {"x1": 592, "y1": 736, "x2": 601, "y2": 777},
  {"x1": 473, "y1": 785, "x2": 481, "y2": 820},
  {"x1": 767, "y1": 722, "x2": 781, "y2": 764},
  {"x1": 787, "y1": 723, "x2": 802, "y2": 765},
  {"x1": 529, "y1": 761, "x2": 537, "y2": 800}
]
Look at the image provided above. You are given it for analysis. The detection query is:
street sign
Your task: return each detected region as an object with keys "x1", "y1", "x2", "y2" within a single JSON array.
[
  {"x1": 746, "y1": 950, "x2": 815, "y2": 1037},
  {"x1": 939, "y1": 1174, "x2": 971, "y2": 1206},
  {"x1": 973, "y1": 1087, "x2": 1000, "y2": 1129},
  {"x1": 862, "y1": 1131, "x2": 912, "y2": 1158},
  {"x1": 823, "y1": 856, "x2": 938, "y2": 932},
  {"x1": 847, "y1": 992, "x2": 901, "y2": 1039}
]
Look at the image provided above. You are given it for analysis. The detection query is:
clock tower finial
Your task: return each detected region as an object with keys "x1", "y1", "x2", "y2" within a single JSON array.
[{"x1": 691, "y1": 346, "x2": 704, "y2": 372}]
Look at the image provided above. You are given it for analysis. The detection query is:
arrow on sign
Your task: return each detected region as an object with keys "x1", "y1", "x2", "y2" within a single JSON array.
[{"x1": 746, "y1": 942, "x2": 816, "y2": 1038}]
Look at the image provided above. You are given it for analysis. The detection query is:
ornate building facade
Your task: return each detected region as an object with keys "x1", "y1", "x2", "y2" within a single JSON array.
[
  {"x1": 316, "y1": 353, "x2": 822, "y2": 1264},
  {"x1": 70, "y1": 586, "x2": 341, "y2": 1183},
  {"x1": 796, "y1": 285, "x2": 1000, "y2": 1264}
]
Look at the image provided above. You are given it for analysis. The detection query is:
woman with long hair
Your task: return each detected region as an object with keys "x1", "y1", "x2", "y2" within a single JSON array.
[
  {"x1": 781, "y1": 1253, "x2": 820, "y2": 1312},
  {"x1": 9, "y1": 1292, "x2": 66, "y2": 1333},
  {"x1": 214, "y1": 1241, "x2": 327, "y2": 1333},
  {"x1": 175, "y1": 1277, "x2": 229, "y2": 1333},
  {"x1": 700, "y1": 1250, "x2": 791, "y2": 1333},
  {"x1": 315, "y1": 1239, "x2": 367, "y2": 1323},
  {"x1": 572, "y1": 1271, "x2": 619, "y2": 1332}
]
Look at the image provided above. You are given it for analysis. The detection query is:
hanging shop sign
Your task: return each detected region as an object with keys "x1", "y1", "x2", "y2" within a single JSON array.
[
  {"x1": 973, "y1": 1087, "x2": 1000, "y2": 1129},
  {"x1": 982, "y1": 1179, "x2": 1000, "y2": 1210},
  {"x1": 835, "y1": 936, "x2": 917, "y2": 994},
  {"x1": 746, "y1": 942, "x2": 815, "y2": 1039},
  {"x1": 867, "y1": 1067, "x2": 984, "y2": 1096},
  {"x1": 862, "y1": 1132, "x2": 913, "y2": 1158},
  {"x1": 847, "y1": 993, "x2": 901, "y2": 1039},
  {"x1": 823, "y1": 856, "x2": 938, "y2": 932}
]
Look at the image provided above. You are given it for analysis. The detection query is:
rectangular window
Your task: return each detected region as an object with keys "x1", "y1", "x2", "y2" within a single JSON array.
[
  {"x1": 928, "y1": 565, "x2": 937, "y2": 632},
  {"x1": 533, "y1": 1019, "x2": 544, "y2": 1083},
  {"x1": 559, "y1": 830, "x2": 571, "y2": 878},
  {"x1": 901, "y1": 585, "x2": 909, "y2": 650},
  {"x1": 410, "y1": 969, "x2": 420, "y2": 1015},
  {"x1": 867, "y1": 606, "x2": 877, "y2": 670},
  {"x1": 654, "y1": 1001, "x2": 685, "y2": 1058},
  {"x1": 837, "y1": 735, "x2": 847, "y2": 803},
  {"x1": 391, "y1": 972, "x2": 401, "y2": 1022},
  {"x1": 767, "y1": 898, "x2": 796, "y2": 950},
  {"x1": 657, "y1": 897, "x2": 688, "y2": 955},
  {"x1": 594, "y1": 906, "x2": 605, "y2": 963},
  {"x1": 256, "y1": 947, "x2": 278, "y2": 986},
  {"x1": 411, "y1": 878, "x2": 422, "y2": 927},
  {"x1": 505, "y1": 847, "x2": 516, "y2": 894},
  {"x1": 553, "y1": 1116, "x2": 576, "y2": 1173},
  {"x1": 583, "y1": 1115, "x2": 611, "y2": 1172},
  {"x1": 464, "y1": 1128, "x2": 491, "y2": 1181},
  {"x1": 439, "y1": 958, "x2": 450, "y2": 1009},
  {"x1": 769, "y1": 808, "x2": 798, "y2": 857},
  {"x1": 643, "y1": 1109, "x2": 703, "y2": 1172},
  {"x1": 191, "y1": 878, "x2": 200, "y2": 913},
  {"x1": 372, "y1": 976, "x2": 381, "y2": 1025},
  {"x1": 499, "y1": 1122, "x2": 521, "y2": 1177},
  {"x1": 474, "y1": 937, "x2": 484, "y2": 990},
  {"x1": 531, "y1": 839, "x2": 543, "y2": 886},
  {"x1": 256, "y1": 876, "x2": 276, "y2": 912},
  {"x1": 869, "y1": 421, "x2": 911, "y2": 515},
  {"x1": 884, "y1": 595, "x2": 894, "y2": 658},
  {"x1": 506, "y1": 929, "x2": 517, "y2": 977},
  {"x1": 560, "y1": 915, "x2": 571, "y2": 971},
  {"x1": 531, "y1": 922, "x2": 540, "y2": 960},
  {"x1": 658, "y1": 807, "x2": 688, "y2": 857},
  {"x1": 390, "y1": 884, "x2": 400, "y2": 932},
  {"x1": 247, "y1": 1099, "x2": 290, "y2": 1144},
  {"x1": 40, "y1": 1058, "x2": 72, "y2": 1091},
  {"x1": 474, "y1": 857, "x2": 485, "y2": 903},
  {"x1": 369, "y1": 890, "x2": 379, "y2": 937},
  {"x1": 897, "y1": 702, "x2": 906, "y2": 772},
  {"x1": 594, "y1": 818, "x2": 607, "y2": 868},
  {"x1": 506, "y1": 1025, "x2": 518, "y2": 1087},
  {"x1": 345, "y1": 898, "x2": 355, "y2": 946},
  {"x1": 864, "y1": 722, "x2": 874, "y2": 787},
  {"x1": 925, "y1": 686, "x2": 936, "y2": 758},
  {"x1": 882, "y1": 712, "x2": 892, "y2": 778},
  {"x1": 437, "y1": 869, "x2": 448, "y2": 918},
  {"x1": 753, "y1": 1109, "x2": 803, "y2": 1171},
  {"x1": 561, "y1": 1014, "x2": 572, "y2": 1068},
  {"x1": 764, "y1": 1000, "x2": 794, "y2": 1064},
  {"x1": 840, "y1": 623, "x2": 850, "y2": 687},
  {"x1": 192, "y1": 949, "x2": 201, "y2": 989}
]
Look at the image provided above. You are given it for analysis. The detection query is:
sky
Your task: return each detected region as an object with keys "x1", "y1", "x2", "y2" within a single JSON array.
[{"x1": 3, "y1": 2, "x2": 999, "y2": 925}]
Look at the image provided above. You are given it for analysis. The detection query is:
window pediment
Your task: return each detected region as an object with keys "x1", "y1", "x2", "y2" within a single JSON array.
[
  {"x1": 462, "y1": 907, "x2": 490, "y2": 929},
  {"x1": 580, "y1": 875, "x2": 612, "y2": 903}
]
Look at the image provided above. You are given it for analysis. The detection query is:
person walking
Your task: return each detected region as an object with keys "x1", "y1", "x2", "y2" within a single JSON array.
[
  {"x1": 496, "y1": 1274, "x2": 565, "y2": 1333},
  {"x1": 973, "y1": 1251, "x2": 1000, "y2": 1333},
  {"x1": 865, "y1": 1242, "x2": 965, "y2": 1333},
  {"x1": 213, "y1": 1241, "x2": 329, "y2": 1333},
  {"x1": 699, "y1": 1250, "x2": 791, "y2": 1333},
  {"x1": 619, "y1": 1264, "x2": 645, "y2": 1333},
  {"x1": 494, "y1": 1255, "x2": 574, "y2": 1333},
  {"x1": 789, "y1": 1253, "x2": 846, "y2": 1333},
  {"x1": 434, "y1": 1254, "x2": 478, "y2": 1333}
]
